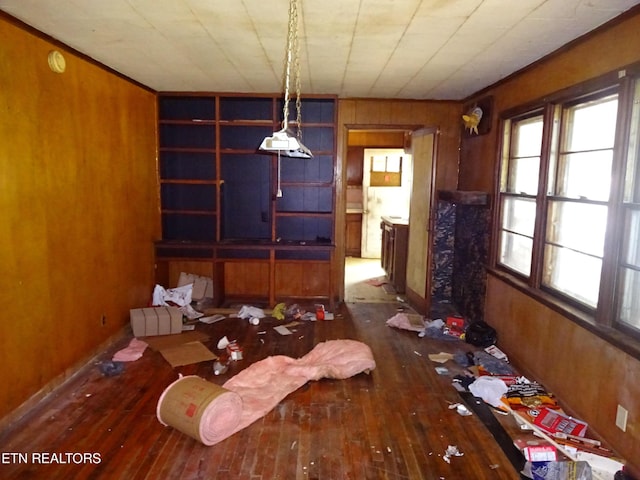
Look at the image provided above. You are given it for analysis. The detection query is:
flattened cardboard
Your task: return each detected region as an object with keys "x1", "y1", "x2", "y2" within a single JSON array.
[
  {"x1": 143, "y1": 330, "x2": 210, "y2": 351},
  {"x1": 159, "y1": 341, "x2": 217, "y2": 367}
]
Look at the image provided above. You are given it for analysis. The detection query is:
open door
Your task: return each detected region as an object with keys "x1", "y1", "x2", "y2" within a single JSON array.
[{"x1": 405, "y1": 129, "x2": 437, "y2": 314}]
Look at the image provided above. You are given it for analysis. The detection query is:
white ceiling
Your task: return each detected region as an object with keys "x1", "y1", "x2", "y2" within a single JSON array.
[{"x1": 2, "y1": 0, "x2": 639, "y2": 100}]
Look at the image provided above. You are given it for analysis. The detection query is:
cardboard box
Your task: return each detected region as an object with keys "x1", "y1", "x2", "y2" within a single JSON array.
[
  {"x1": 515, "y1": 439, "x2": 558, "y2": 462},
  {"x1": 178, "y1": 272, "x2": 214, "y2": 301},
  {"x1": 130, "y1": 306, "x2": 183, "y2": 337}
]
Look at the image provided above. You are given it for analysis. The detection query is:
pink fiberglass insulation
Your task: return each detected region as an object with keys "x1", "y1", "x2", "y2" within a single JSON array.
[{"x1": 157, "y1": 339, "x2": 376, "y2": 445}]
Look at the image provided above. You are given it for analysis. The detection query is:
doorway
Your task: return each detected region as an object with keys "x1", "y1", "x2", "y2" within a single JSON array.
[
  {"x1": 344, "y1": 129, "x2": 413, "y2": 303},
  {"x1": 361, "y1": 148, "x2": 412, "y2": 258}
]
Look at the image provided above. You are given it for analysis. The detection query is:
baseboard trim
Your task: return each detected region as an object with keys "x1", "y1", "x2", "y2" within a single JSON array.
[{"x1": 0, "y1": 325, "x2": 130, "y2": 436}]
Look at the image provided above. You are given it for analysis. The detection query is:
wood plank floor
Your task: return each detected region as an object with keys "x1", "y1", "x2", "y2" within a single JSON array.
[{"x1": 0, "y1": 301, "x2": 523, "y2": 479}]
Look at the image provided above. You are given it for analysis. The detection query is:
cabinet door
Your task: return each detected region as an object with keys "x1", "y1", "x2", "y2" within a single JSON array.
[
  {"x1": 345, "y1": 214, "x2": 362, "y2": 257},
  {"x1": 221, "y1": 154, "x2": 271, "y2": 240}
]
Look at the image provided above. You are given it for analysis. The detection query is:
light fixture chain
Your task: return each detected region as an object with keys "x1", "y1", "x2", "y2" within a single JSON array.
[
  {"x1": 293, "y1": 0, "x2": 302, "y2": 140},
  {"x1": 281, "y1": 0, "x2": 298, "y2": 130}
]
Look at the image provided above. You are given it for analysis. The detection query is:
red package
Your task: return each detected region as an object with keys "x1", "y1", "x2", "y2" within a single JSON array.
[{"x1": 533, "y1": 407, "x2": 588, "y2": 437}]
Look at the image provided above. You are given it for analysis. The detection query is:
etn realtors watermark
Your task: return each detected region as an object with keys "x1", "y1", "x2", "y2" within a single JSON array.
[{"x1": 2, "y1": 452, "x2": 101, "y2": 464}]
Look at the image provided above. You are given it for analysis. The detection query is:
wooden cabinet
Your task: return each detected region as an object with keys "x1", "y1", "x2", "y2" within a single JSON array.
[
  {"x1": 345, "y1": 213, "x2": 362, "y2": 257},
  {"x1": 380, "y1": 216, "x2": 409, "y2": 293},
  {"x1": 155, "y1": 94, "x2": 337, "y2": 306}
]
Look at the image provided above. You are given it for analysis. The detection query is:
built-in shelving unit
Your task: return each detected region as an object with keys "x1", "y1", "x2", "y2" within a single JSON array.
[{"x1": 155, "y1": 93, "x2": 337, "y2": 306}]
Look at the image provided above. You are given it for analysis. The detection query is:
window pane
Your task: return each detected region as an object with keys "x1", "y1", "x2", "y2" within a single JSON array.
[
  {"x1": 622, "y1": 209, "x2": 640, "y2": 267},
  {"x1": 509, "y1": 156, "x2": 540, "y2": 195},
  {"x1": 506, "y1": 116, "x2": 543, "y2": 194},
  {"x1": 564, "y1": 96, "x2": 618, "y2": 151},
  {"x1": 624, "y1": 81, "x2": 640, "y2": 202},
  {"x1": 619, "y1": 209, "x2": 640, "y2": 331},
  {"x1": 512, "y1": 117, "x2": 543, "y2": 157},
  {"x1": 546, "y1": 201, "x2": 607, "y2": 257},
  {"x1": 543, "y1": 245, "x2": 602, "y2": 308},
  {"x1": 371, "y1": 155, "x2": 386, "y2": 172},
  {"x1": 500, "y1": 231, "x2": 532, "y2": 276},
  {"x1": 557, "y1": 151, "x2": 613, "y2": 200},
  {"x1": 619, "y1": 267, "x2": 640, "y2": 331},
  {"x1": 503, "y1": 197, "x2": 536, "y2": 236},
  {"x1": 386, "y1": 156, "x2": 401, "y2": 172}
]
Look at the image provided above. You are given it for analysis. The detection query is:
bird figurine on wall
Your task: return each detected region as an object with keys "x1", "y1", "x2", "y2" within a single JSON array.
[{"x1": 462, "y1": 106, "x2": 483, "y2": 134}]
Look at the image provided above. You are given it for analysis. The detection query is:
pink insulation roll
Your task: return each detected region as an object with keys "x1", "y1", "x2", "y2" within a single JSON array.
[
  {"x1": 156, "y1": 375, "x2": 243, "y2": 446},
  {"x1": 156, "y1": 339, "x2": 376, "y2": 446}
]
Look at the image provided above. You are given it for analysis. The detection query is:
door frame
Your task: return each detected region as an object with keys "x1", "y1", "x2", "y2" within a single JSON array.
[{"x1": 340, "y1": 124, "x2": 425, "y2": 302}]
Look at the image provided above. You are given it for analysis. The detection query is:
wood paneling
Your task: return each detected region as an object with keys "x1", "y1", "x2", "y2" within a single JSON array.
[
  {"x1": 335, "y1": 99, "x2": 462, "y2": 302},
  {"x1": 0, "y1": 17, "x2": 158, "y2": 425},
  {"x1": 274, "y1": 261, "x2": 331, "y2": 297},
  {"x1": 459, "y1": 12, "x2": 640, "y2": 476},
  {"x1": 223, "y1": 261, "x2": 270, "y2": 297},
  {"x1": 485, "y1": 275, "x2": 639, "y2": 475},
  {"x1": 347, "y1": 130, "x2": 405, "y2": 147},
  {"x1": 167, "y1": 261, "x2": 215, "y2": 289}
]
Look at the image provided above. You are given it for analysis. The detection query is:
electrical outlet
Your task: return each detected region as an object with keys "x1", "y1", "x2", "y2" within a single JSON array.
[
  {"x1": 616, "y1": 404, "x2": 628, "y2": 432},
  {"x1": 101, "y1": 314, "x2": 107, "y2": 326}
]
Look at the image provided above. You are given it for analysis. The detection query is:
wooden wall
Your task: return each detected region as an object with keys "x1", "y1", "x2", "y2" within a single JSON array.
[
  {"x1": 0, "y1": 16, "x2": 159, "y2": 426},
  {"x1": 335, "y1": 99, "x2": 462, "y2": 301},
  {"x1": 459, "y1": 10, "x2": 640, "y2": 474}
]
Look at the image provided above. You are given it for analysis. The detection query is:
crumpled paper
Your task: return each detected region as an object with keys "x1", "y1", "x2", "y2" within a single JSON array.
[{"x1": 151, "y1": 283, "x2": 202, "y2": 320}]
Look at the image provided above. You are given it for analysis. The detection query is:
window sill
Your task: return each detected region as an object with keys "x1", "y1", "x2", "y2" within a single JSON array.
[{"x1": 487, "y1": 267, "x2": 640, "y2": 361}]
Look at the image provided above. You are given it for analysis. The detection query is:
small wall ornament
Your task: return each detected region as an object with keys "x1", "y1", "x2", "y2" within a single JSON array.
[
  {"x1": 462, "y1": 106, "x2": 483, "y2": 135},
  {"x1": 461, "y1": 96, "x2": 493, "y2": 137}
]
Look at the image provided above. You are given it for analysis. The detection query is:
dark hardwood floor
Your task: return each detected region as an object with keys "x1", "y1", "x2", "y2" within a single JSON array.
[{"x1": 0, "y1": 301, "x2": 522, "y2": 479}]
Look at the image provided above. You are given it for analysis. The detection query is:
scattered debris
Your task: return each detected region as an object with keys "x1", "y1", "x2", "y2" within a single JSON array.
[
  {"x1": 443, "y1": 445, "x2": 464, "y2": 463},
  {"x1": 237, "y1": 305, "x2": 266, "y2": 320},
  {"x1": 226, "y1": 341, "x2": 243, "y2": 361},
  {"x1": 429, "y1": 352, "x2": 453, "y2": 363},
  {"x1": 98, "y1": 361, "x2": 125, "y2": 377},
  {"x1": 213, "y1": 360, "x2": 228, "y2": 376},
  {"x1": 199, "y1": 314, "x2": 225, "y2": 324},
  {"x1": 448, "y1": 403, "x2": 472, "y2": 416}
]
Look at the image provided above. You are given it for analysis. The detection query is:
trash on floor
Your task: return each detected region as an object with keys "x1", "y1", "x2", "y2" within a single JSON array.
[
  {"x1": 159, "y1": 341, "x2": 217, "y2": 367},
  {"x1": 428, "y1": 352, "x2": 454, "y2": 363},
  {"x1": 237, "y1": 305, "x2": 266, "y2": 320},
  {"x1": 448, "y1": 403, "x2": 473, "y2": 416},
  {"x1": 130, "y1": 306, "x2": 183, "y2": 337},
  {"x1": 151, "y1": 283, "x2": 203, "y2": 320},
  {"x1": 443, "y1": 445, "x2": 464, "y2": 463},
  {"x1": 199, "y1": 314, "x2": 226, "y2": 324},
  {"x1": 157, "y1": 339, "x2": 376, "y2": 446},
  {"x1": 112, "y1": 337, "x2": 148, "y2": 362},
  {"x1": 386, "y1": 312, "x2": 425, "y2": 332},
  {"x1": 525, "y1": 460, "x2": 592, "y2": 480},
  {"x1": 98, "y1": 361, "x2": 125, "y2": 377},
  {"x1": 468, "y1": 376, "x2": 509, "y2": 408},
  {"x1": 226, "y1": 340, "x2": 243, "y2": 361}
]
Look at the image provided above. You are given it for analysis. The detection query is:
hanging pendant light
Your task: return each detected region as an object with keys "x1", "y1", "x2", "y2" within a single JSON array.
[{"x1": 259, "y1": 0, "x2": 312, "y2": 159}]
